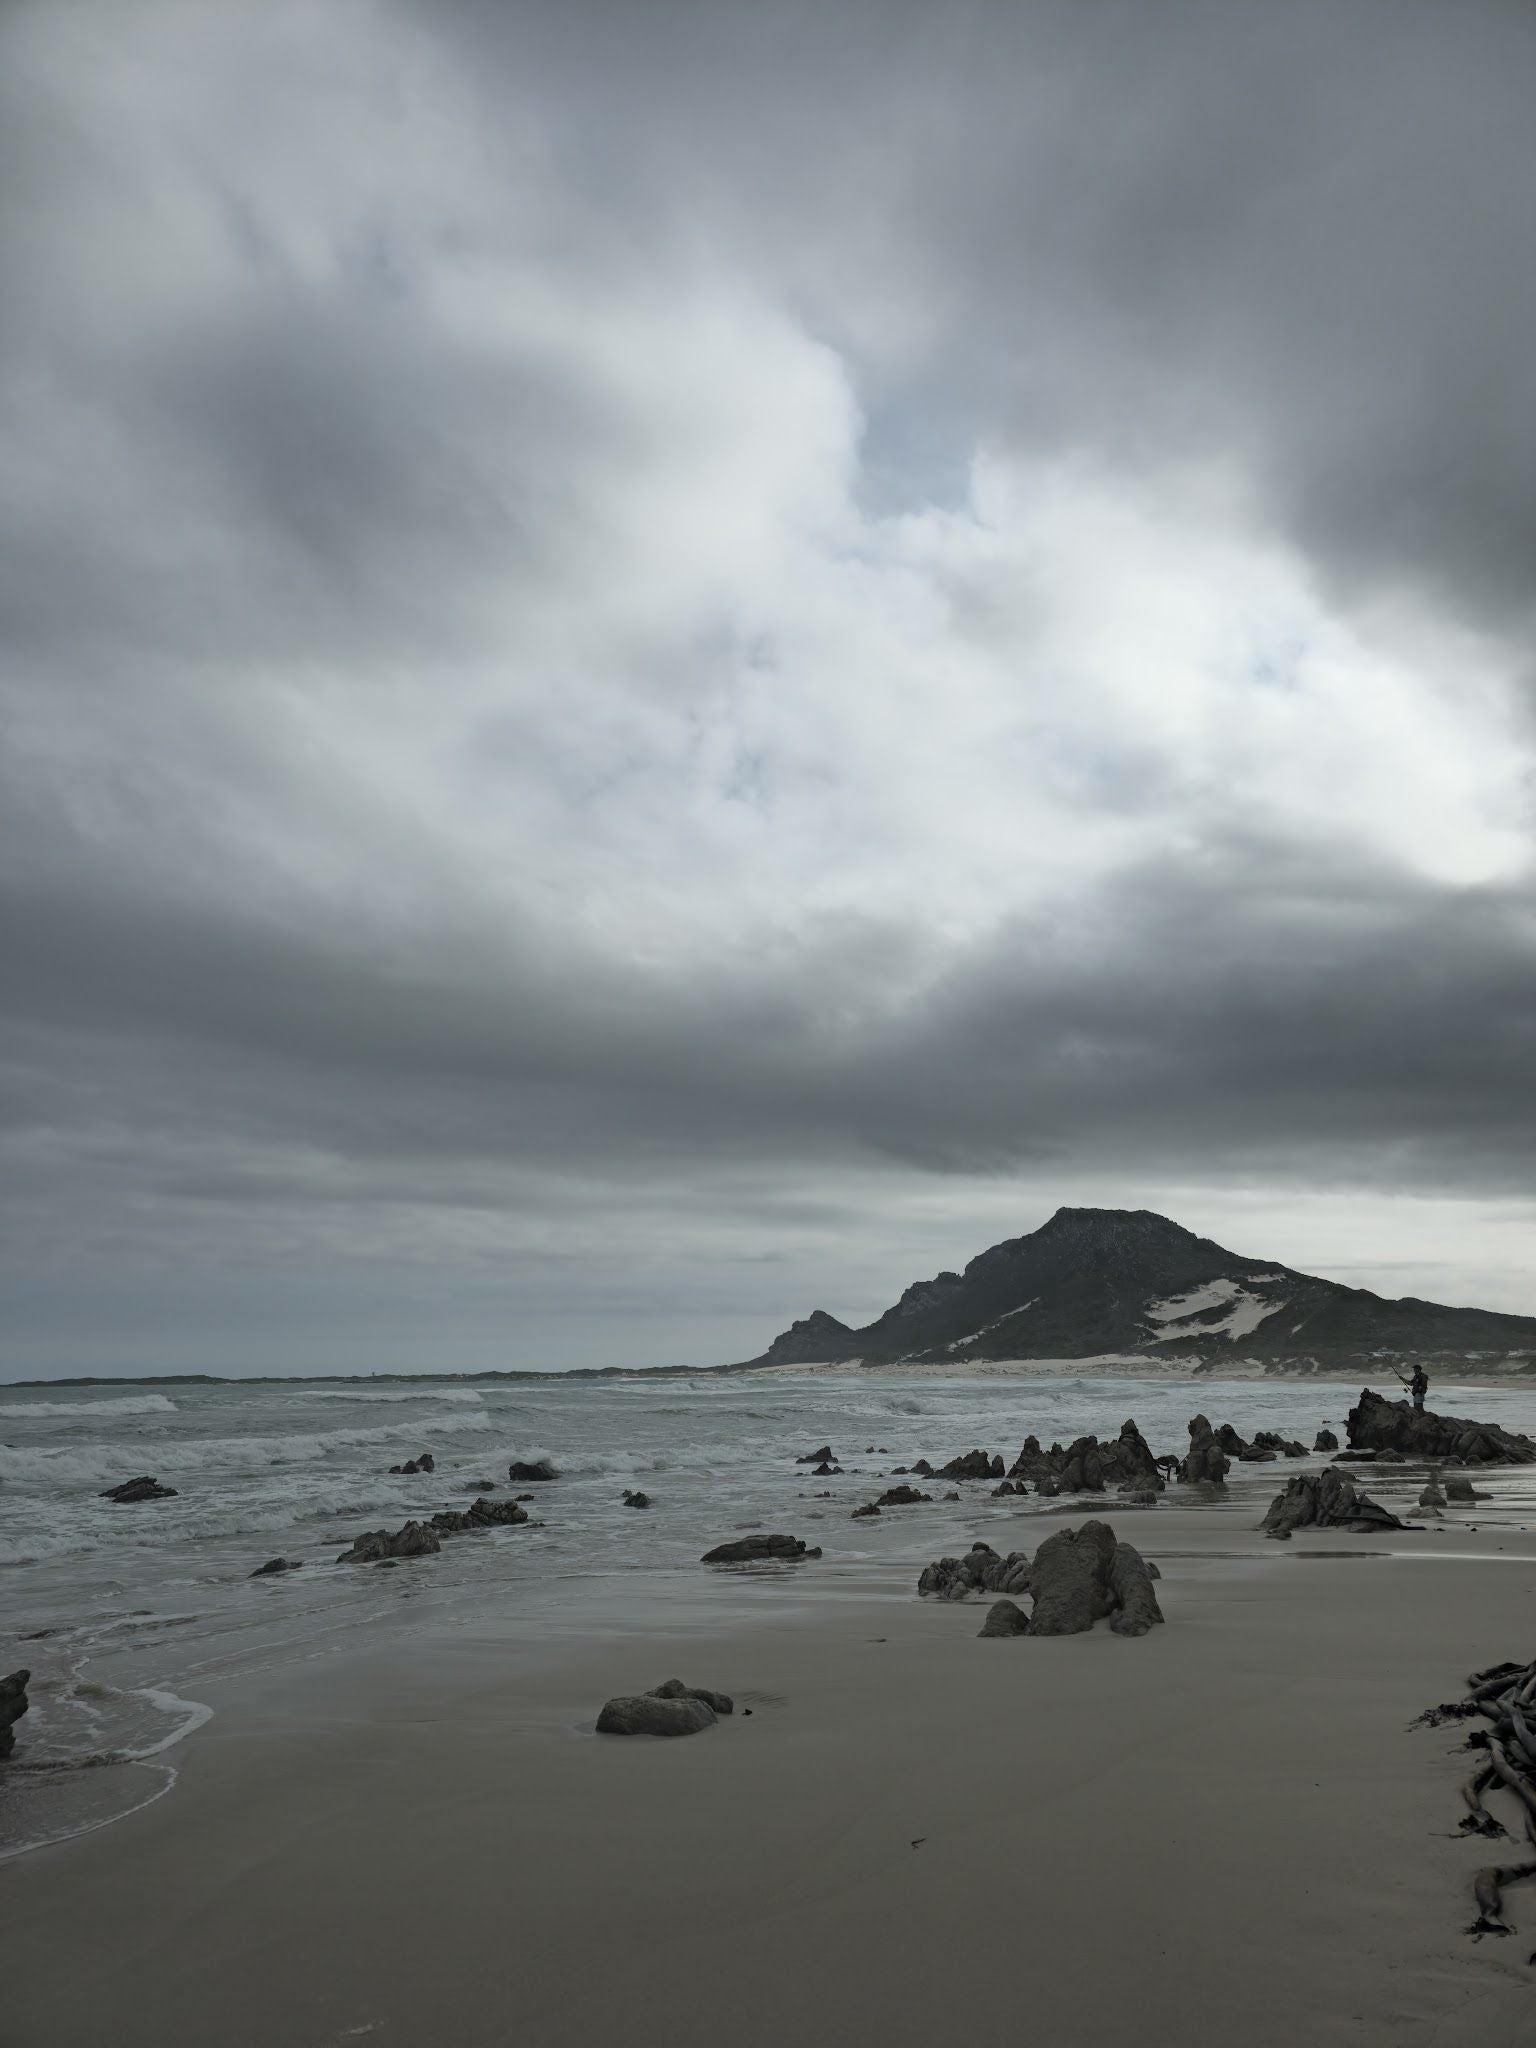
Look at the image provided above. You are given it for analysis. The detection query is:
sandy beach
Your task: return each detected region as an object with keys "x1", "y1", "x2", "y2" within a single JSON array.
[{"x1": 5, "y1": 1495, "x2": 1535, "y2": 2048}]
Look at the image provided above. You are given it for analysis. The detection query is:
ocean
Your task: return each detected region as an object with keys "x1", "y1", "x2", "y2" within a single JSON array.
[{"x1": 5, "y1": 1367, "x2": 1536, "y2": 1860}]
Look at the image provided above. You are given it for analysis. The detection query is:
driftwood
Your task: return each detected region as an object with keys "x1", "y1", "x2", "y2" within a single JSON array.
[{"x1": 1417, "y1": 1655, "x2": 1536, "y2": 1941}]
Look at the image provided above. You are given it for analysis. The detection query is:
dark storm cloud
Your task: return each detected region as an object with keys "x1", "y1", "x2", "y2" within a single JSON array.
[{"x1": 3, "y1": 0, "x2": 1535, "y2": 1372}]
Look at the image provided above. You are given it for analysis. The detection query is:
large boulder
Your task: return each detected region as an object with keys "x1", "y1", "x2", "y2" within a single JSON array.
[
  {"x1": 596, "y1": 1692, "x2": 717, "y2": 1737},
  {"x1": 1346, "y1": 1388, "x2": 1536, "y2": 1467},
  {"x1": 701, "y1": 1533, "x2": 821, "y2": 1564},
  {"x1": 1027, "y1": 1521, "x2": 1121, "y2": 1635},
  {"x1": 874, "y1": 1484, "x2": 931, "y2": 1506},
  {"x1": 99, "y1": 1476, "x2": 178, "y2": 1503},
  {"x1": 337, "y1": 1520, "x2": 442, "y2": 1563},
  {"x1": 0, "y1": 1669, "x2": 29, "y2": 1759},
  {"x1": 1443, "y1": 1475, "x2": 1489, "y2": 1503},
  {"x1": 1179, "y1": 1416, "x2": 1229, "y2": 1486},
  {"x1": 795, "y1": 1445, "x2": 835, "y2": 1465},
  {"x1": 1259, "y1": 1469, "x2": 1405, "y2": 1539},
  {"x1": 1313, "y1": 1428, "x2": 1339, "y2": 1452},
  {"x1": 1006, "y1": 1420, "x2": 1162, "y2": 1495},
  {"x1": 508, "y1": 1458, "x2": 557, "y2": 1482}
]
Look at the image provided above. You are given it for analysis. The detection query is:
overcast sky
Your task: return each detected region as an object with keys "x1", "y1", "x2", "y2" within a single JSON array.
[{"x1": 3, "y1": 1, "x2": 1535, "y2": 1378}]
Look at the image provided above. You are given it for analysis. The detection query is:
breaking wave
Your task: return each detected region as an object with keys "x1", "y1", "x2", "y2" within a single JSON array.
[{"x1": 0, "y1": 1395, "x2": 179, "y2": 1418}]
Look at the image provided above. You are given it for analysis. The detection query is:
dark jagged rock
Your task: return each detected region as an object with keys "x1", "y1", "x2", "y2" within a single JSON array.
[
  {"x1": 650, "y1": 1677, "x2": 734, "y2": 1715},
  {"x1": 1008, "y1": 1420, "x2": 1164, "y2": 1495},
  {"x1": 1346, "y1": 1388, "x2": 1536, "y2": 1467},
  {"x1": 250, "y1": 1557, "x2": 303, "y2": 1576},
  {"x1": 596, "y1": 1693, "x2": 717, "y2": 1737},
  {"x1": 337, "y1": 1519, "x2": 442, "y2": 1563},
  {"x1": 796, "y1": 1445, "x2": 835, "y2": 1465},
  {"x1": 1216, "y1": 1423, "x2": 1275, "y2": 1462},
  {"x1": 978, "y1": 1598, "x2": 1030, "y2": 1638},
  {"x1": 875, "y1": 1484, "x2": 931, "y2": 1506},
  {"x1": 0, "y1": 1669, "x2": 30, "y2": 1759},
  {"x1": 701, "y1": 1533, "x2": 821, "y2": 1564},
  {"x1": 852, "y1": 1503, "x2": 880, "y2": 1518},
  {"x1": 1108, "y1": 1541, "x2": 1165, "y2": 1636},
  {"x1": 1443, "y1": 1475, "x2": 1489, "y2": 1503},
  {"x1": 936, "y1": 1449, "x2": 1005, "y2": 1481},
  {"x1": 917, "y1": 1542, "x2": 1032, "y2": 1600},
  {"x1": 1259, "y1": 1469, "x2": 1406, "y2": 1539},
  {"x1": 430, "y1": 1496, "x2": 531, "y2": 1535},
  {"x1": 1313, "y1": 1428, "x2": 1339, "y2": 1452},
  {"x1": 812, "y1": 1461, "x2": 843, "y2": 1475},
  {"x1": 464, "y1": 1480, "x2": 498, "y2": 1492},
  {"x1": 1179, "y1": 1415, "x2": 1229, "y2": 1485},
  {"x1": 1253, "y1": 1431, "x2": 1308, "y2": 1457},
  {"x1": 100, "y1": 1476, "x2": 178, "y2": 1503},
  {"x1": 1027, "y1": 1521, "x2": 1119, "y2": 1634},
  {"x1": 389, "y1": 1453, "x2": 435, "y2": 1475},
  {"x1": 992, "y1": 1479, "x2": 1025, "y2": 1497},
  {"x1": 622, "y1": 1489, "x2": 652, "y2": 1509},
  {"x1": 508, "y1": 1458, "x2": 557, "y2": 1482}
]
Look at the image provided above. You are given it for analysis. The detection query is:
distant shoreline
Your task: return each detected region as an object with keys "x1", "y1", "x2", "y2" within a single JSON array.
[{"x1": 5, "y1": 1354, "x2": 1534, "y2": 1389}]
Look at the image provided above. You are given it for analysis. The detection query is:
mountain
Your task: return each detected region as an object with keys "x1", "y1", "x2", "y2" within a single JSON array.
[{"x1": 741, "y1": 1207, "x2": 1536, "y2": 1370}]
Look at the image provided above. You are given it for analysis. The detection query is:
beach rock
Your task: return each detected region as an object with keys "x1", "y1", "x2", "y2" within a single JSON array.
[
  {"x1": 1179, "y1": 1416, "x2": 1229, "y2": 1486},
  {"x1": 1259, "y1": 1469, "x2": 1406, "y2": 1539},
  {"x1": 991, "y1": 1478, "x2": 1025, "y2": 1497},
  {"x1": 1418, "y1": 1484, "x2": 1447, "y2": 1509},
  {"x1": 508, "y1": 1458, "x2": 557, "y2": 1482},
  {"x1": 650, "y1": 1677, "x2": 734, "y2": 1714},
  {"x1": 1313, "y1": 1428, "x2": 1339, "y2": 1452},
  {"x1": 936, "y1": 1449, "x2": 1004, "y2": 1481},
  {"x1": 596, "y1": 1693, "x2": 717, "y2": 1737},
  {"x1": 852, "y1": 1503, "x2": 881, "y2": 1518},
  {"x1": 1346, "y1": 1388, "x2": 1536, "y2": 1467},
  {"x1": 429, "y1": 1497, "x2": 530, "y2": 1536},
  {"x1": 700, "y1": 1533, "x2": 820, "y2": 1564},
  {"x1": 0, "y1": 1669, "x2": 30, "y2": 1759},
  {"x1": 337, "y1": 1519, "x2": 442, "y2": 1564},
  {"x1": 1026, "y1": 1520, "x2": 1120, "y2": 1635},
  {"x1": 875, "y1": 1485, "x2": 931, "y2": 1506},
  {"x1": 943, "y1": 1490, "x2": 961, "y2": 1501},
  {"x1": 621, "y1": 1489, "x2": 652, "y2": 1509},
  {"x1": 1217, "y1": 1423, "x2": 1275, "y2": 1462},
  {"x1": 978, "y1": 1598, "x2": 1030, "y2": 1638},
  {"x1": 1253, "y1": 1431, "x2": 1309, "y2": 1457},
  {"x1": 464, "y1": 1480, "x2": 498, "y2": 1492},
  {"x1": 1108, "y1": 1540, "x2": 1165, "y2": 1636},
  {"x1": 917, "y1": 1542, "x2": 1032, "y2": 1600},
  {"x1": 909, "y1": 1459, "x2": 935, "y2": 1477},
  {"x1": 795, "y1": 1446, "x2": 835, "y2": 1465},
  {"x1": 100, "y1": 1476, "x2": 178, "y2": 1503},
  {"x1": 389, "y1": 1453, "x2": 436, "y2": 1475},
  {"x1": 250, "y1": 1557, "x2": 303, "y2": 1577},
  {"x1": 812, "y1": 1461, "x2": 843, "y2": 1475},
  {"x1": 1443, "y1": 1475, "x2": 1488, "y2": 1503}
]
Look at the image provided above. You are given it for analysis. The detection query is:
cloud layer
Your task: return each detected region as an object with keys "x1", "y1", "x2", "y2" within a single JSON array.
[{"x1": 4, "y1": 0, "x2": 1535, "y2": 1372}]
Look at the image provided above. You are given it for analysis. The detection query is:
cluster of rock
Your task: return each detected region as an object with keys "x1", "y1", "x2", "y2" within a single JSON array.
[
  {"x1": 1, "y1": 1669, "x2": 29, "y2": 1759},
  {"x1": 1179, "y1": 1415, "x2": 1230, "y2": 1485},
  {"x1": 853, "y1": 1484, "x2": 932, "y2": 1517},
  {"x1": 795, "y1": 1445, "x2": 844, "y2": 1473},
  {"x1": 622, "y1": 1489, "x2": 651, "y2": 1509},
  {"x1": 99, "y1": 1476, "x2": 178, "y2": 1503},
  {"x1": 597, "y1": 1677, "x2": 734, "y2": 1737},
  {"x1": 1259, "y1": 1469, "x2": 1404, "y2": 1539},
  {"x1": 388, "y1": 1453, "x2": 434, "y2": 1475},
  {"x1": 701, "y1": 1532, "x2": 821, "y2": 1564},
  {"x1": 338, "y1": 1495, "x2": 531, "y2": 1562},
  {"x1": 1346, "y1": 1389, "x2": 1536, "y2": 1466},
  {"x1": 1010, "y1": 1418, "x2": 1164, "y2": 1496},
  {"x1": 918, "y1": 1521, "x2": 1164, "y2": 1638}
]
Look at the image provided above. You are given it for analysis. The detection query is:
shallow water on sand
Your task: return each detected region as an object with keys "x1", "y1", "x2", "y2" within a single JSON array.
[{"x1": 5, "y1": 1369, "x2": 1536, "y2": 1855}]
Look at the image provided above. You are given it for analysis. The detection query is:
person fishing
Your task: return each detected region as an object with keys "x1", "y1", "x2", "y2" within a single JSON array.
[{"x1": 1390, "y1": 1360, "x2": 1429, "y2": 1411}]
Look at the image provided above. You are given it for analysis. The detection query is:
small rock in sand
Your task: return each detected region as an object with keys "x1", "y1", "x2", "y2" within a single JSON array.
[{"x1": 978, "y1": 1598, "x2": 1030, "y2": 1638}]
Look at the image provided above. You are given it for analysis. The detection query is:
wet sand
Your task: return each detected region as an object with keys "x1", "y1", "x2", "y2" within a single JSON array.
[{"x1": 4, "y1": 1508, "x2": 1535, "y2": 2047}]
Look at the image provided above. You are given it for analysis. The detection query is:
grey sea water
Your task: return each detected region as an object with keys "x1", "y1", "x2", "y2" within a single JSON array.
[{"x1": 5, "y1": 1368, "x2": 1536, "y2": 1858}]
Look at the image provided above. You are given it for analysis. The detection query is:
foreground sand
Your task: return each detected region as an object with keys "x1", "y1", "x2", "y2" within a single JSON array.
[{"x1": 5, "y1": 1504, "x2": 1536, "y2": 2047}]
